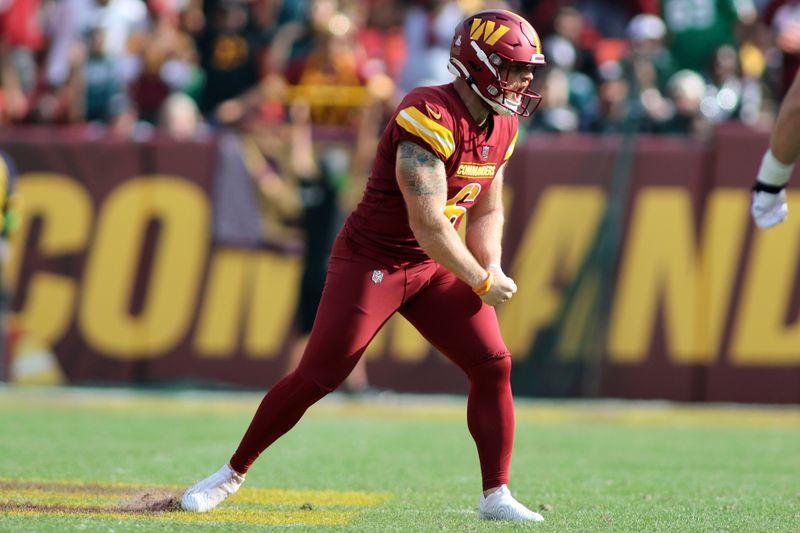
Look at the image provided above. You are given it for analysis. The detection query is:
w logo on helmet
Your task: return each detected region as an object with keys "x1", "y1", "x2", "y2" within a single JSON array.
[{"x1": 469, "y1": 19, "x2": 509, "y2": 45}]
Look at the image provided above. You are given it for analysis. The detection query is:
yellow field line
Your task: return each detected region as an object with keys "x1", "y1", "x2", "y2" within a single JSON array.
[
  {"x1": 0, "y1": 486, "x2": 389, "y2": 508},
  {"x1": 232, "y1": 487, "x2": 389, "y2": 506},
  {"x1": 1, "y1": 508, "x2": 357, "y2": 525},
  {"x1": 0, "y1": 478, "x2": 388, "y2": 526}
]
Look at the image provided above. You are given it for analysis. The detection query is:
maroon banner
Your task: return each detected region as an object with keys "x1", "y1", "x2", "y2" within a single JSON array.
[{"x1": 1, "y1": 125, "x2": 798, "y2": 402}]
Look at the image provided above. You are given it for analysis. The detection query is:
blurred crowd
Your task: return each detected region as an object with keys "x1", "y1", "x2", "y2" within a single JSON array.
[
  {"x1": 527, "y1": 0, "x2": 799, "y2": 138},
  {"x1": 1, "y1": 0, "x2": 798, "y2": 139}
]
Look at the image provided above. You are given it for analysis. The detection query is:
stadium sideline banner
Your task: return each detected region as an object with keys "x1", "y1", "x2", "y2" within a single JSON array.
[{"x1": 1, "y1": 126, "x2": 798, "y2": 403}]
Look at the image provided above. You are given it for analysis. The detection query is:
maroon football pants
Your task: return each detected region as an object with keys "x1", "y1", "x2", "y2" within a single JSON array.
[{"x1": 230, "y1": 232, "x2": 515, "y2": 490}]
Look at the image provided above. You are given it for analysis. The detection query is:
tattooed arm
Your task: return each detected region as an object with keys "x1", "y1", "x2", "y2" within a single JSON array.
[{"x1": 395, "y1": 141, "x2": 507, "y2": 298}]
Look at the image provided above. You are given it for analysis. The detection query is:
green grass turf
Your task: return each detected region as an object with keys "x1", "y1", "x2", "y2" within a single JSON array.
[{"x1": 1, "y1": 385, "x2": 799, "y2": 532}]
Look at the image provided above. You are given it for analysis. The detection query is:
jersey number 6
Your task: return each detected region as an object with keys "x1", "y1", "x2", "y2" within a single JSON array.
[{"x1": 444, "y1": 183, "x2": 482, "y2": 225}]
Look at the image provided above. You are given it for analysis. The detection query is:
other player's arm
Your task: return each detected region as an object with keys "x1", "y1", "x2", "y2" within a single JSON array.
[
  {"x1": 396, "y1": 141, "x2": 514, "y2": 305},
  {"x1": 771, "y1": 72, "x2": 800, "y2": 170},
  {"x1": 465, "y1": 163, "x2": 517, "y2": 293},
  {"x1": 752, "y1": 72, "x2": 800, "y2": 228}
]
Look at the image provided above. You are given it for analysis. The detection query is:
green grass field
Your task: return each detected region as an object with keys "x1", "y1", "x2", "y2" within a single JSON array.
[{"x1": 1, "y1": 385, "x2": 798, "y2": 532}]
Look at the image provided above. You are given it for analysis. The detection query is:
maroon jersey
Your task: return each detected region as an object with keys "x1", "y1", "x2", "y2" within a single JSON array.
[{"x1": 345, "y1": 83, "x2": 519, "y2": 267}]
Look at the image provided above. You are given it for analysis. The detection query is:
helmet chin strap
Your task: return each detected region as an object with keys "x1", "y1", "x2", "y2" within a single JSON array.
[
  {"x1": 448, "y1": 57, "x2": 515, "y2": 116},
  {"x1": 469, "y1": 83, "x2": 514, "y2": 117},
  {"x1": 474, "y1": 86, "x2": 514, "y2": 116},
  {"x1": 467, "y1": 40, "x2": 513, "y2": 115}
]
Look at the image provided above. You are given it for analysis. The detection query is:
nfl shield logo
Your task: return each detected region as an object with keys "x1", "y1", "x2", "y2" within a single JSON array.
[
  {"x1": 481, "y1": 146, "x2": 490, "y2": 160},
  {"x1": 371, "y1": 270, "x2": 384, "y2": 284}
]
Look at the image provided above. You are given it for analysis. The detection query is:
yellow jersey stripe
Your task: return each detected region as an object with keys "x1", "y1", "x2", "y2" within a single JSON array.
[
  {"x1": 504, "y1": 129, "x2": 519, "y2": 160},
  {"x1": 396, "y1": 107, "x2": 455, "y2": 159}
]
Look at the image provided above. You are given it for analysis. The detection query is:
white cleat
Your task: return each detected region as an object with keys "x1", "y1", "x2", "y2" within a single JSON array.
[
  {"x1": 181, "y1": 464, "x2": 245, "y2": 513},
  {"x1": 479, "y1": 485, "x2": 544, "y2": 522}
]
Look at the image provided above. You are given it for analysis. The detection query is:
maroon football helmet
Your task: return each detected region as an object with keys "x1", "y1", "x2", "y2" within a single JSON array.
[{"x1": 448, "y1": 10, "x2": 546, "y2": 117}]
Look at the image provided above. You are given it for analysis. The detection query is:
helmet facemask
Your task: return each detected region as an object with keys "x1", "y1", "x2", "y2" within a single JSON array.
[{"x1": 486, "y1": 54, "x2": 543, "y2": 116}]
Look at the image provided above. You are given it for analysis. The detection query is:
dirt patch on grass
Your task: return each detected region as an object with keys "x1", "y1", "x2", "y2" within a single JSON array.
[
  {"x1": 0, "y1": 481, "x2": 183, "y2": 515},
  {"x1": 121, "y1": 489, "x2": 182, "y2": 513}
]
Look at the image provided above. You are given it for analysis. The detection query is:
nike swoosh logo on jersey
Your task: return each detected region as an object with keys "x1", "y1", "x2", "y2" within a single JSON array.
[{"x1": 425, "y1": 104, "x2": 442, "y2": 120}]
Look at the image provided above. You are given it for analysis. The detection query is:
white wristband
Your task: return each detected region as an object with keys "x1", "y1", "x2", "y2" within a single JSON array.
[
  {"x1": 486, "y1": 263, "x2": 502, "y2": 271},
  {"x1": 757, "y1": 149, "x2": 795, "y2": 187}
]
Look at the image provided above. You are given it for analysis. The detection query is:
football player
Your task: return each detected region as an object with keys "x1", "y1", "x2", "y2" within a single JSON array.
[
  {"x1": 181, "y1": 9, "x2": 546, "y2": 522},
  {"x1": 752, "y1": 71, "x2": 800, "y2": 228}
]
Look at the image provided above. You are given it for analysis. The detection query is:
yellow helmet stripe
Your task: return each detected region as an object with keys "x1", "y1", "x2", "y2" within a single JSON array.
[
  {"x1": 527, "y1": 20, "x2": 542, "y2": 54},
  {"x1": 491, "y1": 9, "x2": 542, "y2": 55}
]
